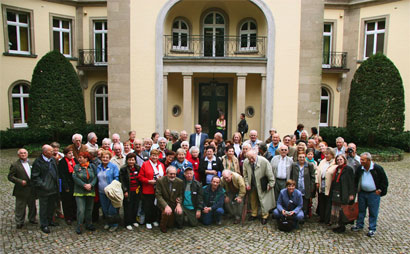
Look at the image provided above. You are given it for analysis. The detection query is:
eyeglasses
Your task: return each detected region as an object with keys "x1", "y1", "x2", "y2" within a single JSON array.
[{"x1": 281, "y1": 149, "x2": 288, "y2": 151}]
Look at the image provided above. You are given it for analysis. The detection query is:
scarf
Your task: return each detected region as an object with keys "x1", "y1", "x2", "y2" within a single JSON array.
[
  {"x1": 65, "y1": 157, "x2": 76, "y2": 173},
  {"x1": 306, "y1": 158, "x2": 315, "y2": 163},
  {"x1": 333, "y1": 164, "x2": 346, "y2": 183},
  {"x1": 81, "y1": 162, "x2": 90, "y2": 180}
]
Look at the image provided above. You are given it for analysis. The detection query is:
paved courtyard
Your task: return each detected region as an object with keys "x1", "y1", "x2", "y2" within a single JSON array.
[{"x1": 0, "y1": 148, "x2": 409, "y2": 254}]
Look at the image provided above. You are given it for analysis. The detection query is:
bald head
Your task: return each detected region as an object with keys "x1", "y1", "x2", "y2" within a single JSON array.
[{"x1": 42, "y1": 145, "x2": 53, "y2": 158}]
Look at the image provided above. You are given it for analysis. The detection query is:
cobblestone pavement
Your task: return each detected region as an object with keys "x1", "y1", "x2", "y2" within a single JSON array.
[{"x1": 0, "y1": 148, "x2": 409, "y2": 254}]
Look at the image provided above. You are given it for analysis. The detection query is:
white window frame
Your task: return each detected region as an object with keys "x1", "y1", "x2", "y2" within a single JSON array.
[
  {"x1": 6, "y1": 10, "x2": 30, "y2": 55},
  {"x1": 322, "y1": 23, "x2": 333, "y2": 68},
  {"x1": 172, "y1": 19, "x2": 189, "y2": 51},
  {"x1": 52, "y1": 18, "x2": 72, "y2": 57},
  {"x1": 94, "y1": 85, "x2": 108, "y2": 124},
  {"x1": 319, "y1": 87, "x2": 330, "y2": 127},
  {"x1": 363, "y1": 19, "x2": 385, "y2": 59},
  {"x1": 239, "y1": 20, "x2": 257, "y2": 51},
  {"x1": 203, "y1": 12, "x2": 225, "y2": 57},
  {"x1": 11, "y1": 84, "x2": 29, "y2": 128},
  {"x1": 94, "y1": 20, "x2": 107, "y2": 65}
]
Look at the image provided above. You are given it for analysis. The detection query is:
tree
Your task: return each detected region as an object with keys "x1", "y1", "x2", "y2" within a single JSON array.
[
  {"x1": 347, "y1": 53, "x2": 405, "y2": 146},
  {"x1": 28, "y1": 51, "x2": 86, "y2": 132}
]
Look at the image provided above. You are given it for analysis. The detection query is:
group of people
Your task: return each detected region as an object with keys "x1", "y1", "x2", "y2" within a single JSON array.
[{"x1": 8, "y1": 123, "x2": 388, "y2": 237}]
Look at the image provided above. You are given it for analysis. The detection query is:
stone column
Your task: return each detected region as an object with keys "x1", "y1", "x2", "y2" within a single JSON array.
[
  {"x1": 236, "y1": 73, "x2": 247, "y2": 129},
  {"x1": 183, "y1": 72, "x2": 193, "y2": 133},
  {"x1": 163, "y1": 72, "x2": 168, "y2": 130},
  {"x1": 260, "y1": 73, "x2": 266, "y2": 138}
]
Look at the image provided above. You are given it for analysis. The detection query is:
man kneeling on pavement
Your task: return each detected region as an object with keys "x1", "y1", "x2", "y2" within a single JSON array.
[
  {"x1": 202, "y1": 176, "x2": 225, "y2": 225},
  {"x1": 273, "y1": 179, "x2": 304, "y2": 230},
  {"x1": 221, "y1": 170, "x2": 246, "y2": 224},
  {"x1": 155, "y1": 166, "x2": 184, "y2": 233}
]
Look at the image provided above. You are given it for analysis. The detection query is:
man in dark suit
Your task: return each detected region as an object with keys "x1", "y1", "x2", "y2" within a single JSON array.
[
  {"x1": 32, "y1": 145, "x2": 60, "y2": 233},
  {"x1": 189, "y1": 124, "x2": 209, "y2": 155},
  {"x1": 8, "y1": 148, "x2": 37, "y2": 229}
]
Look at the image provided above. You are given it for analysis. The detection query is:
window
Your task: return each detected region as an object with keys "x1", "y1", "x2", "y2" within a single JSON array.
[
  {"x1": 319, "y1": 87, "x2": 330, "y2": 127},
  {"x1": 239, "y1": 20, "x2": 257, "y2": 51},
  {"x1": 323, "y1": 23, "x2": 333, "y2": 68},
  {"x1": 172, "y1": 19, "x2": 189, "y2": 50},
  {"x1": 5, "y1": 10, "x2": 31, "y2": 54},
  {"x1": 11, "y1": 83, "x2": 29, "y2": 128},
  {"x1": 52, "y1": 18, "x2": 72, "y2": 56},
  {"x1": 364, "y1": 19, "x2": 385, "y2": 59},
  {"x1": 94, "y1": 20, "x2": 107, "y2": 64},
  {"x1": 203, "y1": 12, "x2": 225, "y2": 57},
  {"x1": 94, "y1": 85, "x2": 108, "y2": 124}
]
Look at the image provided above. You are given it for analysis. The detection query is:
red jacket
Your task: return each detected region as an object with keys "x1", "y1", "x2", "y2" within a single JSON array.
[
  {"x1": 137, "y1": 160, "x2": 165, "y2": 195},
  {"x1": 188, "y1": 157, "x2": 200, "y2": 182}
]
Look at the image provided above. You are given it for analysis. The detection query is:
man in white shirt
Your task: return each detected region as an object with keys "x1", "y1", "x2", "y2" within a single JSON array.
[
  {"x1": 270, "y1": 145, "x2": 293, "y2": 202},
  {"x1": 110, "y1": 143, "x2": 125, "y2": 169},
  {"x1": 8, "y1": 148, "x2": 37, "y2": 229},
  {"x1": 86, "y1": 132, "x2": 99, "y2": 154},
  {"x1": 111, "y1": 133, "x2": 124, "y2": 152},
  {"x1": 243, "y1": 130, "x2": 262, "y2": 154},
  {"x1": 189, "y1": 124, "x2": 209, "y2": 155}
]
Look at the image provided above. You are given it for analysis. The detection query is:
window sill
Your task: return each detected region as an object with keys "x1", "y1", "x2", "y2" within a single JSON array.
[
  {"x1": 66, "y1": 56, "x2": 79, "y2": 61},
  {"x1": 234, "y1": 50, "x2": 259, "y2": 54},
  {"x1": 170, "y1": 49, "x2": 194, "y2": 54},
  {"x1": 3, "y1": 52, "x2": 37, "y2": 58}
]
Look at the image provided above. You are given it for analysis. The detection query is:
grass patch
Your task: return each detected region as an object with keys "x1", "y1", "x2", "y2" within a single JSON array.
[{"x1": 357, "y1": 146, "x2": 403, "y2": 162}]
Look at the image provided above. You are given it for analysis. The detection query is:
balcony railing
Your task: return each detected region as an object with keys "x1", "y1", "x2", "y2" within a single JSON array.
[
  {"x1": 78, "y1": 49, "x2": 107, "y2": 66},
  {"x1": 322, "y1": 51, "x2": 347, "y2": 69},
  {"x1": 164, "y1": 35, "x2": 266, "y2": 58}
]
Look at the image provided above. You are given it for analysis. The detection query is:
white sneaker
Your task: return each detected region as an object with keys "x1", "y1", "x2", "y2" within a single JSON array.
[
  {"x1": 153, "y1": 221, "x2": 159, "y2": 227},
  {"x1": 146, "y1": 223, "x2": 152, "y2": 229},
  {"x1": 126, "y1": 225, "x2": 133, "y2": 231},
  {"x1": 104, "y1": 224, "x2": 110, "y2": 230},
  {"x1": 133, "y1": 223, "x2": 139, "y2": 228}
]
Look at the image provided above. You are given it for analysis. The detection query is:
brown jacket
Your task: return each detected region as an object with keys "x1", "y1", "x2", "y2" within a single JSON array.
[
  {"x1": 8, "y1": 159, "x2": 36, "y2": 199},
  {"x1": 66, "y1": 144, "x2": 88, "y2": 159},
  {"x1": 155, "y1": 176, "x2": 184, "y2": 210}
]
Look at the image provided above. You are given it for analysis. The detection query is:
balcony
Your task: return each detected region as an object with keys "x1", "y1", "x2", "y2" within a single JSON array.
[
  {"x1": 322, "y1": 51, "x2": 349, "y2": 72},
  {"x1": 77, "y1": 49, "x2": 107, "y2": 70},
  {"x1": 164, "y1": 35, "x2": 266, "y2": 60}
]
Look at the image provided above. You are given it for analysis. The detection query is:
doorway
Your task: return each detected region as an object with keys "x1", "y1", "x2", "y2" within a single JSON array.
[{"x1": 198, "y1": 82, "x2": 228, "y2": 137}]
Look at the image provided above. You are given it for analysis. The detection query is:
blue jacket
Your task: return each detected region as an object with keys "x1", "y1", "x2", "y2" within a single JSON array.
[
  {"x1": 202, "y1": 185, "x2": 225, "y2": 211},
  {"x1": 96, "y1": 162, "x2": 119, "y2": 185},
  {"x1": 171, "y1": 159, "x2": 193, "y2": 180},
  {"x1": 276, "y1": 188, "x2": 303, "y2": 214}
]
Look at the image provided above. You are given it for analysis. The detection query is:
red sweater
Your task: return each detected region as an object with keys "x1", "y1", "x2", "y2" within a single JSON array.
[
  {"x1": 188, "y1": 157, "x2": 200, "y2": 182},
  {"x1": 137, "y1": 160, "x2": 165, "y2": 194}
]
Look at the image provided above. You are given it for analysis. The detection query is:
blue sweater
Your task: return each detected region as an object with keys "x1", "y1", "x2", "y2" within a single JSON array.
[{"x1": 276, "y1": 188, "x2": 303, "y2": 214}]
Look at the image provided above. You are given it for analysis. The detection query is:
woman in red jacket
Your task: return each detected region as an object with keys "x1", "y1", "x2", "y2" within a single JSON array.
[{"x1": 137, "y1": 149, "x2": 165, "y2": 229}]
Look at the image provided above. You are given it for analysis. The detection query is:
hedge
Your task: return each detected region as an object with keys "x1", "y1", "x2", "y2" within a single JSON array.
[{"x1": 0, "y1": 124, "x2": 108, "y2": 149}]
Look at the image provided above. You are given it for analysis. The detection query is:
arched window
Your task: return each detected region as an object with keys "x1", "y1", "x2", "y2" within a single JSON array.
[
  {"x1": 320, "y1": 87, "x2": 331, "y2": 127},
  {"x1": 240, "y1": 20, "x2": 257, "y2": 51},
  {"x1": 11, "y1": 83, "x2": 29, "y2": 128},
  {"x1": 94, "y1": 84, "x2": 108, "y2": 124},
  {"x1": 172, "y1": 19, "x2": 189, "y2": 50},
  {"x1": 203, "y1": 12, "x2": 225, "y2": 57}
]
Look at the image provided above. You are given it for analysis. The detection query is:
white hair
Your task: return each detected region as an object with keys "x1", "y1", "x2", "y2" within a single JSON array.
[
  {"x1": 181, "y1": 141, "x2": 189, "y2": 147},
  {"x1": 166, "y1": 165, "x2": 177, "y2": 174},
  {"x1": 72, "y1": 133, "x2": 83, "y2": 142},
  {"x1": 87, "y1": 132, "x2": 97, "y2": 142},
  {"x1": 242, "y1": 143, "x2": 251, "y2": 149},
  {"x1": 112, "y1": 133, "x2": 120, "y2": 139},
  {"x1": 102, "y1": 138, "x2": 112, "y2": 145},
  {"x1": 189, "y1": 146, "x2": 199, "y2": 154},
  {"x1": 336, "y1": 137, "x2": 345, "y2": 142},
  {"x1": 158, "y1": 137, "x2": 167, "y2": 143},
  {"x1": 360, "y1": 152, "x2": 372, "y2": 161}
]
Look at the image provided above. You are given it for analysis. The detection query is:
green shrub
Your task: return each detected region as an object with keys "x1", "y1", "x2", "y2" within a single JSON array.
[
  {"x1": 28, "y1": 51, "x2": 86, "y2": 130},
  {"x1": 319, "y1": 127, "x2": 351, "y2": 147},
  {"x1": 347, "y1": 53, "x2": 405, "y2": 146},
  {"x1": 391, "y1": 131, "x2": 410, "y2": 152},
  {"x1": 0, "y1": 124, "x2": 108, "y2": 149}
]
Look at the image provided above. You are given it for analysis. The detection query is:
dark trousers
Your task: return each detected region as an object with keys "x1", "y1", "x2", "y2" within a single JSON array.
[
  {"x1": 143, "y1": 194, "x2": 159, "y2": 224},
  {"x1": 274, "y1": 179, "x2": 287, "y2": 203},
  {"x1": 61, "y1": 190, "x2": 76, "y2": 221},
  {"x1": 39, "y1": 194, "x2": 58, "y2": 227},
  {"x1": 160, "y1": 208, "x2": 183, "y2": 231},
  {"x1": 317, "y1": 193, "x2": 331, "y2": 223},
  {"x1": 123, "y1": 191, "x2": 140, "y2": 226},
  {"x1": 92, "y1": 200, "x2": 101, "y2": 222},
  {"x1": 201, "y1": 208, "x2": 224, "y2": 225},
  {"x1": 15, "y1": 194, "x2": 37, "y2": 225},
  {"x1": 75, "y1": 196, "x2": 94, "y2": 226},
  {"x1": 302, "y1": 196, "x2": 309, "y2": 218}
]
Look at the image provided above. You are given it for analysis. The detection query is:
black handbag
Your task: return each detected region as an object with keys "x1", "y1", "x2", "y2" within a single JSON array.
[
  {"x1": 260, "y1": 176, "x2": 269, "y2": 192},
  {"x1": 278, "y1": 216, "x2": 294, "y2": 232}
]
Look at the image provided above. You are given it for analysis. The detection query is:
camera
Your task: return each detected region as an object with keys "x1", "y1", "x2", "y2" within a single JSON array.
[{"x1": 347, "y1": 148, "x2": 354, "y2": 155}]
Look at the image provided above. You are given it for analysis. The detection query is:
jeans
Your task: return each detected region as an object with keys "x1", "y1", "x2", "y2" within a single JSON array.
[
  {"x1": 99, "y1": 192, "x2": 119, "y2": 227},
  {"x1": 75, "y1": 196, "x2": 94, "y2": 226},
  {"x1": 356, "y1": 191, "x2": 381, "y2": 231},
  {"x1": 201, "y1": 208, "x2": 224, "y2": 225}
]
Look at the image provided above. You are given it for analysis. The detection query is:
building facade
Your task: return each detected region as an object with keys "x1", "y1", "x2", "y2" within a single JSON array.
[{"x1": 1, "y1": 0, "x2": 409, "y2": 141}]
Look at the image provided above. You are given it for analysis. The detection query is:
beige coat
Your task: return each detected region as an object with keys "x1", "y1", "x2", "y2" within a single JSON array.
[
  {"x1": 243, "y1": 156, "x2": 276, "y2": 213},
  {"x1": 221, "y1": 172, "x2": 246, "y2": 198},
  {"x1": 316, "y1": 159, "x2": 337, "y2": 196},
  {"x1": 270, "y1": 155, "x2": 293, "y2": 180},
  {"x1": 221, "y1": 155, "x2": 240, "y2": 174}
]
